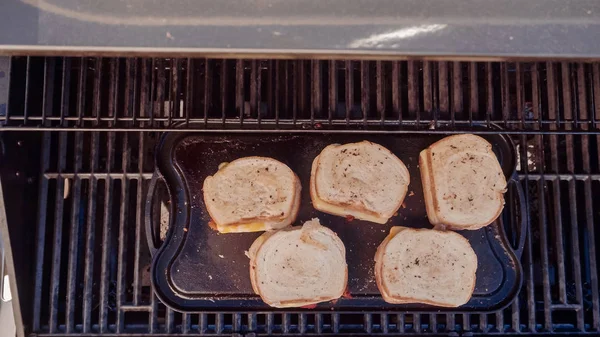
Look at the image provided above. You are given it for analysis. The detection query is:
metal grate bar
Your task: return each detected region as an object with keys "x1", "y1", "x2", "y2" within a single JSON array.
[
  {"x1": 432, "y1": 63, "x2": 439, "y2": 124},
  {"x1": 532, "y1": 62, "x2": 553, "y2": 332},
  {"x1": 413, "y1": 313, "x2": 421, "y2": 333},
  {"x1": 486, "y1": 62, "x2": 494, "y2": 127},
  {"x1": 156, "y1": 59, "x2": 166, "y2": 123},
  {"x1": 312, "y1": 60, "x2": 321, "y2": 122},
  {"x1": 331, "y1": 313, "x2": 339, "y2": 333},
  {"x1": 99, "y1": 132, "x2": 115, "y2": 333},
  {"x1": 204, "y1": 59, "x2": 211, "y2": 125},
  {"x1": 512, "y1": 298, "x2": 520, "y2": 332},
  {"x1": 236, "y1": 59, "x2": 244, "y2": 124},
  {"x1": 61, "y1": 58, "x2": 71, "y2": 126},
  {"x1": 446, "y1": 313, "x2": 455, "y2": 332},
  {"x1": 140, "y1": 59, "x2": 151, "y2": 124},
  {"x1": 77, "y1": 58, "x2": 87, "y2": 126},
  {"x1": 111, "y1": 59, "x2": 119, "y2": 125},
  {"x1": 133, "y1": 135, "x2": 145, "y2": 306},
  {"x1": 255, "y1": 60, "x2": 262, "y2": 123},
  {"x1": 328, "y1": 60, "x2": 336, "y2": 124},
  {"x1": 423, "y1": 61, "x2": 433, "y2": 117},
  {"x1": 48, "y1": 132, "x2": 67, "y2": 332},
  {"x1": 463, "y1": 313, "x2": 471, "y2": 333},
  {"x1": 563, "y1": 63, "x2": 585, "y2": 330},
  {"x1": 149, "y1": 295, "x2": 157, "y2": 332},
  {"x1": 397, "y1": 313, "x2": 405, "y2": 333},
  {"x1": 92, "y1": 58, "x2": 101, "y2": 125},
  {"x1": 21, "y1": 57, "x2": 31, "y2": 124},
  {"x1": 360, "y1": 60, "x2": 369, "y2": 123},
  {"x1": 220, "y1": 59, "x2": 227, "y2": 125},
  {"x1": 3, "y1": 57, "x2": 12, "y2": 124},
  {"x1": 470, "y1": 62, "x2": 479, "y2": 120},
  {"x1": 65, "y1": 132, "x2": 83, "y2": 333},
  {"x1": 500, "y1": 62, "x2": 510, "y2": 127},
  {"x1": 547, "y1": 63, "x2": 568, "y2": 306},
  {"x1": 41, "y1": 58, "x2": 54, "y2": 126},
  {"x1": 345, "y1": 60, "x2": 353, "y2": 123},
  {"x1": 116, "y1": 132, "x2": 130, "y2": 332},
  {"x1": 595, "y1": 64, "x2": 600, "y2": 133},
  {"x1": 363, "y1": 313, "x2": 371, "y2": 334},
  {"x1": 392, "y1": 61, "x2": 401, "y2": 123},
  {"x1": 408, "y1": 61, "x2": 418, "y2": 122},
  {"x1": 314, "y1": 313, "x2": 321, "y2": 334},
  {"x1": 429, "y1": 314, "x2": 437, "y2": 333},
  {"x1": 126, "y1": 58, "x2": 136, "y2": 123},
  {"x1": 584, "y1": 180, "x2": 600, "y2": 331},
  {"x1": 298, "y1": 61, "x2": 306, "y2": 122},
  {"x1": 289, "y1": 61, "x2": 297, "y2": 124},
  {"x1": 516, "y1": 63, "x2": 524, "y2": 126},
  {"x1": 589, "y1": 63, "x2": 600, "y2": 331},
  {"x1": 480, "y1": 312, "x2": 488, "y2": 333},
  {"x1": 524, "y1": 203, "x2": 536, "y2": 333},
  {"x1": 233, "y1": 313, "x2": 242, "y2": 333},
  {"x1": 216, "y1": 313, "x2": 224, "y2": 334},
  {"x1": 264, "y1": 313, "x2": 272, "y2": 335},
  {"x1": 380, "y1": 313, "x2": 388, "y2": 334},
  {"x1": 181, "y1": 314, "x2": 191, "y2": 333},
  {"x1": 185, "y1": 58, "x2": 194, "y2": 125},
  {"x1": 32, "y1": 132, "x2": 51, "y2": 332},
  {"x1": 166, "y1": 307, "x2": 175, "y2": 333},
  {"x1": 267, "y1": 61, "x2": 274, "y2": 123},
  {"x1": 496, "y1": 311, "x2": 504, "y2": 333},
  {"x1": 274, "y1": 60, "x2": 281, "y2": 125},
  {"x1": 171, "y1": 58, "x2": 180, "y2": 123},
  {"x1": 439, "y1": 62, "x2": 449, "y2": 125},
  {"x1": 516, "y1": 64, "x2": 536, "y2": 333},
  {"x1": 282, "y1": 313, "x2": 290, "y2": 334},
  {"x1": 376, "y1": 61, "x2": 385, "y2": 123},
  {"x1": 248, "y1": 313, "x2": 257, "y2": 332},
  {"x1": 82, "y1": 131, "x2": 99, "y2": 333},
  {"x1": 452, "y1": 62, "x2": 463, "y2": 122}
]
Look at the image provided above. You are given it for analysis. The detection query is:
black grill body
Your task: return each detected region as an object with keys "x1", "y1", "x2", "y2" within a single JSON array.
[{"x1": 0, "y1": 57, "x2": 599, "y2": 335}]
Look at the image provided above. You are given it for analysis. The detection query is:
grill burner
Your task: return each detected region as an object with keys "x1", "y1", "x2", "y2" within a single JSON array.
[{"x1": 1, "y1": 57, "x2": 599, "y2": 335}]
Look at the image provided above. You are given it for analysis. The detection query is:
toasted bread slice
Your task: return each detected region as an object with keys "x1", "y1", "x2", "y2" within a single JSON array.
[
  {"x1": 203, "y1": 157, "x2": 301, "y2": 233},
  {"x1": 248, "y1": 218, "x2": 348, "y2": 308},
  {"x1": 419, "y1": 134, "x2": 507, "y2": 230},
  {"x1": 310, "y1": 141, "x2": 410, "y2": 224},
  {"x1": 375, "y1": 226, "x2": 477, "y2": 307}
]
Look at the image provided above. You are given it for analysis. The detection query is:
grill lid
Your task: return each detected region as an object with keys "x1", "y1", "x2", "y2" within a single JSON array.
[{"x1": 1, "y1": 1, "x2": 600, "y2": 58}]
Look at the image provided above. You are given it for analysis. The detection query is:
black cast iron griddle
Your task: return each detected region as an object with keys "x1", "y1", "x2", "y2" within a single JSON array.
[{"x1": 147, "y1": 130, "x2": 526, "y2": 312}]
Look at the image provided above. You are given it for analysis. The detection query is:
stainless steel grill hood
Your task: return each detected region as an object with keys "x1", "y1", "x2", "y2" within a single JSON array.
[{"x1": 1, "y1": 0, "x2": 600, "y2": 58}]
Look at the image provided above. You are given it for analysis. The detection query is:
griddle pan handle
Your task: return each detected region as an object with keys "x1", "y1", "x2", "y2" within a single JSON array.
[
  {"x1": 145, "y1": 171, "x2": 163, "y2": 256},
  {"x1": 510, "y1": 178, "x2": 527, "y2": 259}
]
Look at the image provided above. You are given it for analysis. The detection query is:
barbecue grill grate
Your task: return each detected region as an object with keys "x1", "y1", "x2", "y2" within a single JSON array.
[{"x1": 1, "y1": 56, "x2": 599, "y2": 335}]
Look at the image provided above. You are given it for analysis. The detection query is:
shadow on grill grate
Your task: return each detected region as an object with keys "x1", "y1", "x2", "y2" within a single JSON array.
[{"x1": 1, "y1": 57, "x2": 599, "y2": 335}]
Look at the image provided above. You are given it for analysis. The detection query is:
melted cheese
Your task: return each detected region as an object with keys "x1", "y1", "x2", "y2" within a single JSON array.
[
  {"x1": 311, "y1": 192, "x2": 388, "y2": 224},
  {"x1": 218, "y1": 222, "x2": 266, "y2": 233}
]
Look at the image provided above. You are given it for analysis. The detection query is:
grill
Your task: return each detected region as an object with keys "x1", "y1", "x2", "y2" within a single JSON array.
[{"x1": 1, "y1": 56, "x2": 600, "y2": 335}]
